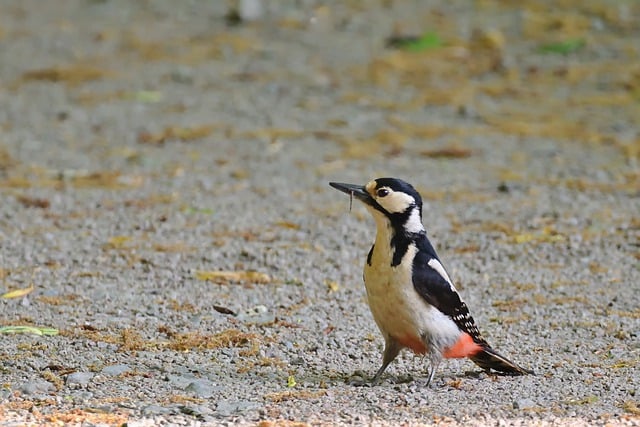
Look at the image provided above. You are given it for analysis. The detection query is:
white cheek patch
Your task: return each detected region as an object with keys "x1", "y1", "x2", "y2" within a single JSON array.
[
  {"x1": 404, "y1": 208, "x2": 424, "y2": 233},
  {"x1": 381, "y1": 192, "x2": 415, "y2": 213},
  {"x1": 427, "y1": 258, "x2": 456, "y2": 292}
]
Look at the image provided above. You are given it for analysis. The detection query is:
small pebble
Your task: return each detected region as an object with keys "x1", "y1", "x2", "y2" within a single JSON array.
[{"x1": 239, "y1": 0, "x2": 263, "y2": 21}]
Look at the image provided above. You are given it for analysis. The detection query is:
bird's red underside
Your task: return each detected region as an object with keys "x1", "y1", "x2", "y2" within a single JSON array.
[
  {"x1": 443, "y1": 332, "x2": 482, "y2": 358},
  {"x1": 398, "y1": 332, "x2": 481, "y2": 359}
]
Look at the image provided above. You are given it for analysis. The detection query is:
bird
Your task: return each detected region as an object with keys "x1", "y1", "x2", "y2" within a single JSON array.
[{"x1": 329, "y1": 177, "x2": 532, "y2": 386}]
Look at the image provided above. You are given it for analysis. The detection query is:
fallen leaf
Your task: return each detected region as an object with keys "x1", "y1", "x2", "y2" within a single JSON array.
[
  {"x1": 1, "y1": 283, "x2": 34, "y2": 299},
  {"x1": 67, "y1": 171, "x2": 143, "y2": 189},
  {"x1": 265, "y1": 390, "x2": 327, "y2": 403},
  {"x1": 421, "y1": 147, "x2": 472, "y2": 159},
  {"x1": 165, "y1": 329, "x2": 258, "y2": 351},
  {"x1": 213, "y1": 305, "x2": 236, "y2": 315},
  {"x1": 239, "y1": 128, "x2": 306, "y2": 142},
  {"x1": 105, "y1": 236, "x2": 133, "y2": 250},
  {"x1": 152, "y1": 242, "x2": 192, "y2": 253},
  {"x1": 513, "y1": 233, "x2": 536, "y2": 244},
  {"x1": 287, "y1": 375, "x2": 297, "y2": 388},
  {"x1": 0, "y1": 325, "x2": 58, "y2": 335},
  {"x1": 16, "y1": 194, "x2": 50, "y2": 209},
  {"x1": 33, "y1": 409, "x2": 127, "y2": 425},
  {"x1": 70, "y1": 271, "x2": 102, "y2": 278},
  {"x1": 539, "y1": 39, "x2": 585, "y2": 55},
  {"x1": 622, "y1": 400, "x2": 640, "y2": 415},
  {"x1": 138, "y1": 125, "x2": 215, "y2": 144},
  {"x1": 38, "y1": 294, "x2": 80, "y2": 306},
  {"x1": 325, "y1": 280, "x2": 339, "y2": 293},
  {"x1": 182, "y1": 206, "x2": 214, "y2": 215},
  {"x1": 0, "y1": 144, "x2": 16, "y2": 169},
  {"x1": 446, "y1": 378, "x2": 464, "y2": 389},
  {"x1": 275, "y1": 221, "x2": 301, "y2": 230},
  {"x1": 130, "y1": 90, "x2": 162, "y2": 103},
  {"x1": 21, "y1": 65, "x2": 111, "y2": 85},
  {"x1": 230, "y1": 169, "x2": 249, "y2": 179},
  {"x1": 195, "y1": 270, "x2": 271, "y2": 284},
  {"x1": 387, "y1": 32, "x2": 442, "y2": 51},
  {"x1": 589, "y1": 262, "x2": 608, "y2": 274},
  {"x1": 123, "y1": 193, "x2": 177, "y2": 208},
  {"x1": 470, "y1": 28, "x2": 505, "y2": 53}
]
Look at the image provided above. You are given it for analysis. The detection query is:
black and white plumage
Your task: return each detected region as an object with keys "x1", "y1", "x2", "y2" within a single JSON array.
[{"x1": 330, "y1": 177, "x2": 532, "y2": 385}]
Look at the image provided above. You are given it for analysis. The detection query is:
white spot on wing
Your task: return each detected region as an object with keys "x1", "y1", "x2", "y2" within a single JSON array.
[
  {"x1": 427, "y1": 258, "x2": 456, "y2": 292},
  {"x1": 404, "y1": 208, "x2": 424, "y2": 234}
]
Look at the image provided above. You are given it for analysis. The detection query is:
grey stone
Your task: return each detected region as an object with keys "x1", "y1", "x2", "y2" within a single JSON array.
[
  {"x1": 215, "y1": 400, "x2": 261, "y2": 417},
  {"x1": 179, "y1": 405, "x2": 214, "y2": 417},
  {"x1": 239, "y1": 0, "x2": 263, "y2": 21},
  {"x1": 101, "y1": 364, "x2": 131, "y2": 376},
  {"x1": 16, "y1": 380, "x2": 56, "y2": 395},
  {"x1": 166, "y1": 374, "x2": 199, "y2": 388},
  {"x1": 66, "y1": 372, "x2": 95, "y2": 386},
  {"x1": 142, "y1": 405, "x2": 175, "y2": 416},
  {"x1": 236, "y1": 305, "x2": 275, "y2": 325},
  {"x1": 184, "y1": 379, "x2": 219, "y2": 399},
  {"x1": 513, "y1": 398, "x2": 536, "y2": 410}
]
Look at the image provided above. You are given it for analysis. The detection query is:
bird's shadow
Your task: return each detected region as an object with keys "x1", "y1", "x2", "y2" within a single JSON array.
[{"x1": 342, "y1": 368, "x2": 523, "y2": 387}]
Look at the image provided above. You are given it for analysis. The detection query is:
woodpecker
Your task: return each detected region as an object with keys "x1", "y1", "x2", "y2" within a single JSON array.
[{"x1": 329, "y1": 177, "x2": 532, "y2": 385}]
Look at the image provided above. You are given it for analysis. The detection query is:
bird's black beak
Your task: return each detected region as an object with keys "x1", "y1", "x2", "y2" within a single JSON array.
[{"x1": 329, "y1": 182, "x2": 375, "y2": 206}]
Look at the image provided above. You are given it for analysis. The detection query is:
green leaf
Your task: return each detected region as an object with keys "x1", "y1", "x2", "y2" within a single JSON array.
[
  {"x1": 539, "y1": 39, "x2": 585, "y2": 55},
  {"x1": 287, "y1": 375, "x2": 297, "y2": 388},
  {"x1": 130, "y1": 91, "x2": 163, "y2": 103},
  {"x1": 0, "y1": 326, "x2": 59, "y2": 336},
  {"x1": 182, "y1": 206, "x2": 215, "y2": 215},
  {"x1": 406, "y1": 32, "x2": 442, "y2": 52},
  {"x1": 388, "y1": 32, "x2": 442, "y2": 52}
]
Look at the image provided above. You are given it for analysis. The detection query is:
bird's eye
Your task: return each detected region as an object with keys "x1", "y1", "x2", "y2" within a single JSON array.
[{"x1": 376, "y1": 188, "x2": 389, "y2": 198}]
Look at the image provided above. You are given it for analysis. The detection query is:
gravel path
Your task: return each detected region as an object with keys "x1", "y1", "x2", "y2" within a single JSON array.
[{"x1": 1, "y1": 1, "x2": 638, "y2": 425}]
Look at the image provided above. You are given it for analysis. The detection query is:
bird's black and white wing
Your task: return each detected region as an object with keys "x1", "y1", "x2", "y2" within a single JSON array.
[
  {"x1": 412, "y1": 238, "x2": 533, "y2": 375},
  {"x1": 411, "y1": 239, "x2": 489, "y2": 346}
]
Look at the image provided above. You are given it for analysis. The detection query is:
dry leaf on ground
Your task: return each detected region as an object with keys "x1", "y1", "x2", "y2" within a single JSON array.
[
  {"x1": 1, "y1": 283, "x2": 34, "y2": 299},
  {"x1": 138, "y1": 125, "x2": 215, "y2": 144},
  {"x1": 420, "y1": 147, "x2": 472, "y2": 159},
  {"x1": 194, "y1": 270, "x2": 271, "y2": 284}
]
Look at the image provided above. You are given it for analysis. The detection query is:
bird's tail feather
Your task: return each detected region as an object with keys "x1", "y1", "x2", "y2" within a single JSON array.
[{"x1": 471, "y1": 346, "x2": 533, "y2": 375}]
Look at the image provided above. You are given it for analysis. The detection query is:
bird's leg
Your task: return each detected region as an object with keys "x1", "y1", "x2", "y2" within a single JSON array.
[
  {"x1": 371, "y1": 338, "x2": 402, "y2": 384},
  {"x1": 425, "y1": 354, "x2": 441, "y2": 387}
]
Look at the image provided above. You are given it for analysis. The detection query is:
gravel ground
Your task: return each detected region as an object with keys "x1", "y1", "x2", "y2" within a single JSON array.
[{"x1": 1, "y1": 1, "x2": 639, "y2": 426}]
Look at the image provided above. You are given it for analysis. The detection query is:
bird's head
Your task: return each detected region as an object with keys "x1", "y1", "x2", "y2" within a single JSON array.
[{"x1": 330, "y1": 177, "x2": 424, "y2": 235}]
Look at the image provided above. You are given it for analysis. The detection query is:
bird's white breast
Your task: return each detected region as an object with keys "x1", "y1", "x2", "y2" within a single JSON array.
[{"x1": 363, "y1": 240, "x2": 461, "y2": 353}]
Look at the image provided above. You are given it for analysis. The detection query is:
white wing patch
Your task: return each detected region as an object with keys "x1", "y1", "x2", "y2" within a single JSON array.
[{"x1": 427, "y1": 258, "x2": 456, "y2": 292}]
